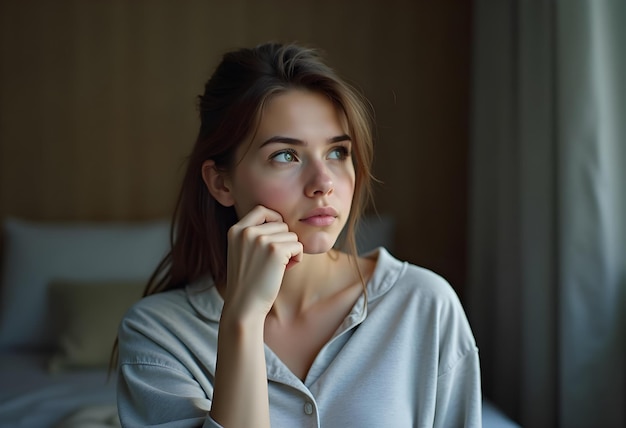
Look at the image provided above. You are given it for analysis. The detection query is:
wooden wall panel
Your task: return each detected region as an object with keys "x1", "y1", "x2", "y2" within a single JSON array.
[{"x1": 0, "y1": 0, "x2": 471, "y2": 292}]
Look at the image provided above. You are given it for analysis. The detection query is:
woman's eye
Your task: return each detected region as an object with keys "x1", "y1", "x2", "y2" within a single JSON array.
[
  {"x1": 271, "y1": 150, "x2": 298, "y2": 163},
  {"x1": 328, "y1": 146, "x2": 350, "y2": 160}
]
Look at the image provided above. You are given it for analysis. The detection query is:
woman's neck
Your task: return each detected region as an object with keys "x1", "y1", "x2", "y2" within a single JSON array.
[{"x1": 269, "y1": 249, "x2": 356, "y2": 322}]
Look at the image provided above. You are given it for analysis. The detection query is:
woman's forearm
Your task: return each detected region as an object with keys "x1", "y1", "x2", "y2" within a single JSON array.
[{"x1": 210, "y1": 311, "x2": 270, "y2": 428}]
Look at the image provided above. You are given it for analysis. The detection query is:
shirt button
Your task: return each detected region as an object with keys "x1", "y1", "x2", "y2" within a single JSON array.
[{"x1": 303, "y1": 401, "x2": 314, "y2": 415}]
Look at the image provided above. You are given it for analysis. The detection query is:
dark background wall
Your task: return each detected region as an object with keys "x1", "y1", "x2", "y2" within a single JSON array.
[{"x1": 0, "y1": 0, "x2": 472, "y2": 295}]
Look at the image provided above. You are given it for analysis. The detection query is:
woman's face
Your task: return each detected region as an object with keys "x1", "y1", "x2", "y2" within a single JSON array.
[{"x1": 227, "y1": 89, "x2": 355, "y2": 254}]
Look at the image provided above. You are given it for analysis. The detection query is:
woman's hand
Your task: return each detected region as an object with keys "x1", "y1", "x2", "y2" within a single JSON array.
[
  {"x1": 223, "y1": 205, "x2": 303, "y2": 320},
  {"x1": 211, "y1": 205, "x2": 299, "y2": 427}
]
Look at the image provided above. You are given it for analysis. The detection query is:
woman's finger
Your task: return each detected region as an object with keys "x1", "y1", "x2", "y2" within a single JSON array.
[
  {"x1": 254, "y1": 231, "x2": 299, "y2": 245},
  {"x1": 285, "y1": 241, "x2": 304, "y2": 270},
  {"x1": 237, "y1": 205, "x2": 283, "y2": 227}
]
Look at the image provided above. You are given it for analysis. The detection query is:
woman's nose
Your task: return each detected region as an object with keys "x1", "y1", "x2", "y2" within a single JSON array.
[{"x1": 304, "y1": 162, "x2": 333, "y2": 197}]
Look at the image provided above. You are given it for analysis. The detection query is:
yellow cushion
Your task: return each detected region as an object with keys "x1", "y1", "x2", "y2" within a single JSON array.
[{"x1": 48, "y1": 280, "x2": 145, "y2": 372}]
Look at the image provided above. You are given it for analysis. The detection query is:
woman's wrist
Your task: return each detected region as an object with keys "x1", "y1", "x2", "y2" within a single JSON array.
[{"x1": 219, "y1": 305, "x2": 267, "y2": 337}]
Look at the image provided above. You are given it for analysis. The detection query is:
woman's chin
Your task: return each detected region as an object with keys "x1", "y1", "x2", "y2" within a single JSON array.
[{"x1": 301, "y1": 236, "x2": 337, "y2": 255}]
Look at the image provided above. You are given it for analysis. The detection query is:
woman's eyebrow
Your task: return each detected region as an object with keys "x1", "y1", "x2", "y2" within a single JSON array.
[
  {"x1": 260, "y1": 134, "x2": 352, "y2": 147},
  {"x1": 260, "y1": 136, "x2": 303, "y2": 147},
  {"x1": 330, "y1": 134, "x2": 352, "y2": 143}
]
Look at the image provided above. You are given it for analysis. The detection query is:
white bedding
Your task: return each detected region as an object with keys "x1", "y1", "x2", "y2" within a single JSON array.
[{"x1": 0, "y1": 351, "x2": 117, "y2": 428}]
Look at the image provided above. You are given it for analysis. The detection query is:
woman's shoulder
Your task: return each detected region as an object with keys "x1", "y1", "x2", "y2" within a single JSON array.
[
  {"x1": 367, "y1": 247, "x2": 460, "y2": 305},
  {"x1": 119, "y1": 288, "x2": 189, "y2": 334},
  {"x1": 118, "y1": 280, "x2": 221, "y2": 365},
  {"x1": 127, "y1": 287, "x2": 187, "y2": 315},
  {"x1": 402, "y1": 261, "x2": 459, "y2": 301},
  {"x1": 368, "y1": 248, "x2": 477, "y2": 357},
  {"x1": 122, "y1": 277, "x2": 221, "y2": 327}
]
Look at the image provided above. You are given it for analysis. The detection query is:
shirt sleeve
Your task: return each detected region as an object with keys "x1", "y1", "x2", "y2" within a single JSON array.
[
  {"x1": 116, "y1": 296, "x2": 223, "y2": 428},
  {"x1": 423, "y1": 268, "x2": 482, "y2": 428},
  {"x1": 117, "y1": 362, "x2": 224, "y2": 428},
  {"x1": 434, "y1": 344, "x2": 482, "y2": 427}
]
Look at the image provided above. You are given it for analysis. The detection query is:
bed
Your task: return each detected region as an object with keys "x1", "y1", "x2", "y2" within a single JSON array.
[
  {"x1": 0, "y1": 218, "x2": 170, "y2": 427},
  {"x1": 0, "y1": 217, "x2": 518, "y2": 427}
]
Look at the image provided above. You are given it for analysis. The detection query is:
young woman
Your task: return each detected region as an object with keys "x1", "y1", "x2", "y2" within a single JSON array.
[{"x1": 116, "y1": 42, "x2": 481, "y2": 427}]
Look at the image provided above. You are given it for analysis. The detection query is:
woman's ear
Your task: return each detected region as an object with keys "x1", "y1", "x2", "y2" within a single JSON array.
[{"x1": 201, "y1": 160, "x2": 235, "y2": 207}]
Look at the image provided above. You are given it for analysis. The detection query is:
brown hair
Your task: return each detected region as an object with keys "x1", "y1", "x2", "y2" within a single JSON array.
[{"x1": 111, "y1": 42, "x2": 375, "y2": 372}]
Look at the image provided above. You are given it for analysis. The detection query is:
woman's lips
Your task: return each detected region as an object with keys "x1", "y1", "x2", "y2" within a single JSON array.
[
  {"x1": 300, "y1": 215, "x2": 336, "y2": 227},
  {"x1": 299, "y1": 207, "x2": 338, "y2": 227}
]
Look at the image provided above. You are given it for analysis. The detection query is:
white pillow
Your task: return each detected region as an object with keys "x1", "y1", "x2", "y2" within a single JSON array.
[{"x1": 0, "y1": 218, "x2": 170, "y2": 350}]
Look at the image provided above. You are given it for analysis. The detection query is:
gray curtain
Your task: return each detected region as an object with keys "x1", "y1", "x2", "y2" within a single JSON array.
[{"x1": 468, "y1": 1, "x2": 626, "y2": 427}]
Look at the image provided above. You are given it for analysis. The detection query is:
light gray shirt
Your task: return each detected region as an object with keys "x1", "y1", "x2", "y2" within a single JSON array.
[{"x1": 117, "y1": 248, "x2": 481, "y2": 427}]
